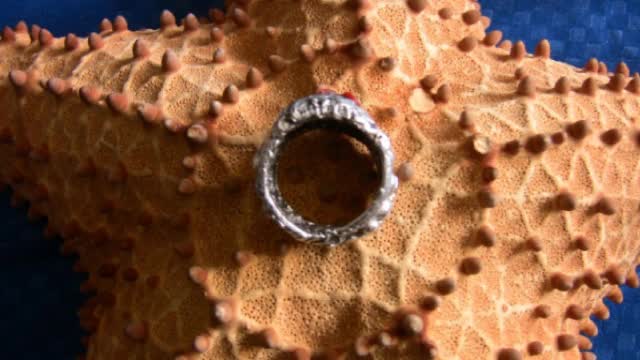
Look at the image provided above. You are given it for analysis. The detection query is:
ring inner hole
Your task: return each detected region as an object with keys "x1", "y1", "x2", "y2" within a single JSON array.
[{"x1": 276, "y1": 127, "x2": 382, "y2": 226}]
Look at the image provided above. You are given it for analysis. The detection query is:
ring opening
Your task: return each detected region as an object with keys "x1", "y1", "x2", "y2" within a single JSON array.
[{"x1": 276, "y1": 125, "x2": 382, "y2": 226}]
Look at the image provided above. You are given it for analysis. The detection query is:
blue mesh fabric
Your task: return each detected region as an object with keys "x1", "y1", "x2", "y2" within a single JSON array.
[
  {"x1": 0, "y1": 0, "x2": 639, "y2": 358},
  {"x1": 483, "y1": 0, "x2": 640, "y2": 72}
]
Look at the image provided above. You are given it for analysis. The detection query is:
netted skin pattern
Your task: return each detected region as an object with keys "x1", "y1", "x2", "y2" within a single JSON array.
[{"x1": 0, "y1": 0, "x2": 639, "y2": 359}]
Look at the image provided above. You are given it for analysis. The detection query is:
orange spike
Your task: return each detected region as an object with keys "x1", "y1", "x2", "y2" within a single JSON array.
[
  {"x1": 187, "y1": 123, "x2": 209, "y2": 144},
  {"x1": 46, "y1": 78, "x2": 70, "y2": 97},
  {"x1": 39, "y1": 29, "x2": 54, "y2": 47},
  {"x1": 607, "y1": 73, "x2": 627, "y2": 92},
  {"x1": 434, "y1": 84, "x2": 451, "y2": 103},
  {"x1": 458, "y1": 36, "x2": 477, "y2": 52},
  {"x1": 616, "y1": 61, "x2": 630, "y2": 76},
  {"x1": 29, "y1": 24, "x2": 41, "y2": 42},
  {"x1": 517, "y1": 76, "x2": 536, "y2": 97},
  {"x1": 162, "y1": 50, "x2": 180, "y2": 73},
  {"x1": 88, "y1": 33, "x2": 104, "y2": 50},
  {"x1": 210, "y1": 27, "x2": 224, "y2": 42},
  {"x1": 300, "y1": 44, "x2": 316, "y2": 62},
  {"x1": 580, "y1": 77, "x2": 598, "y2": 96},
  {"x1": 510, "y1": 40, "x2": 526, "y2": 60},
  {"x1": 99, "y1": 18, "x2": 113, "y2": 32},
  {"x1": 483, "y1": 30, "x2": 502, "y2": 46},
  {"x1": 268, "y1": 55, "x2": 286, "y2": 73},
  {"x1": 1, "y1": 26, "x2": 16, "y2": 43},
  {"x1": 462, "y1": 10, "x2": 481, "y2": 25},
  {"x1": 213, "y1": 48, "x2": 226, "y2": 63},
  {"x1": 407, "y1": 0, "x2": 427, "y2": 13},
  {"x1": 324, "y1": 38, "x2": 339, "y2": 54},
  {"x1": 209, "y1": 100, "x2": 223, "y2": 118},
  {"x1": 498, "y1": 40, "x2": 512, "y2": 51},
  {"x1": 232, "y1": 8, "x2": 251, "y2": 27},
  {"x1": 79, "y1": 86, "x2": 102, "y2": 105},
  {"x1": 606, "y1": 286, "x2": 623, "y2": 304},
  {"x1": 555, "y1": 77, "x2": 571, "y2": 94},
  {"x1": 64, "y1": 33, "x2": 79, "y2": 51},
  {"x1": 598, "y1": 62, "x2": 608, "y2": 75},
  {"x1": 106, "y1": 93, "x2": 129, "y2": 113},
  {"x1": 627, "y1": 75, "x2": 640, "y2": 94},
  {"x1": 420, "y1": 75, "x2": 438, "y2": 91},
  {"x1": 584, "y1": 58, "x2": 599, "y2": 72},
  {"x1": 194, "y1": 334, "x2": 212, "y2": 353},
  {"x1": 183, "y1": 13, "x2": 200, "y2": 32},
  {"x1": 246, "y1": 67, "x2": 264, "y2": 88},
  {"x1": 8, "y1": 70, "x2": 27, "y2": 88},
  {"x1": 223, "y1": 85, "x2": 240, "y2": 103},
  {"x1": 113, "y1": 15, "x2": 128, "y2": 32},
  {"x1": 15, "y1": 21, "x2": 28, "y2": 33},
  {"x1": 438, "y1": 7, "x2": 453, "y2": 19},
  {"x1": 534, "y1": 39, "x2": 551, "y2": 58},
  {"x1": 132, "y1": 39, "x2": 150, "y2": 59},
  {"x1": 137, "y1": 103, "x2": 163, "y2": 124},
  {"x1": 626, "y1": 271, "x2": 639, "y2": 288},
  {"x1": 160, "y1": 10, "x2": 176, "y2": 30}
]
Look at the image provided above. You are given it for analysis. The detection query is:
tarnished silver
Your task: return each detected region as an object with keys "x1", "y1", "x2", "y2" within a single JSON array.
[{"x1": 254, "y1": 93, "x2": 398, "y2": 246}]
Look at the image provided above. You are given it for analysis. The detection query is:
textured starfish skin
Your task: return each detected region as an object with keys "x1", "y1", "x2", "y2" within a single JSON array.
[{"x1": 1, "y1": 0, "x2": 640, "y2": 359}]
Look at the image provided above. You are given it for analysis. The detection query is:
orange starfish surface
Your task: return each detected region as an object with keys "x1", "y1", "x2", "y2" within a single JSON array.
[{"x1": 2, "y1": 0, "x2": 640, "y2": 359}]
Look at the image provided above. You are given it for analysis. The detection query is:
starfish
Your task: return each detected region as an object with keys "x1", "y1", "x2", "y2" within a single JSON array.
[{"x1": 1, "y1": 0, "x2": 640, "y2": 359}]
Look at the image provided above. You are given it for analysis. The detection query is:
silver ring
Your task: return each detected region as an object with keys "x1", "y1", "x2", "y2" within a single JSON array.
[{"x1": 254, "y1": 93, "x2": 398, "y2": 246}]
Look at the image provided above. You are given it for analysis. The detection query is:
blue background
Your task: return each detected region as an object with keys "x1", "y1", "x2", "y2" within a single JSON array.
[{"x1": 1, "y1": 0, "x2": 639, "y2": 358}]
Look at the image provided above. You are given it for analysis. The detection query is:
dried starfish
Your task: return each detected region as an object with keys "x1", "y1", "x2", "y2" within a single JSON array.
[{"x1": 1, "y1": 1, "x2": 640, "y2": 359}]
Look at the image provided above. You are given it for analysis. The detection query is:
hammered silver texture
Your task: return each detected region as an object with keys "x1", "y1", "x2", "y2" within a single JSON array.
[{"x1": 254, "y1": 93, "x2": 399, "y2": 246}]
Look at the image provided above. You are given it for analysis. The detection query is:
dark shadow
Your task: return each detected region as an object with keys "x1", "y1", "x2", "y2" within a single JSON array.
[{"x1": 0, "y1": 190, "x2": 88, "y2": 359}]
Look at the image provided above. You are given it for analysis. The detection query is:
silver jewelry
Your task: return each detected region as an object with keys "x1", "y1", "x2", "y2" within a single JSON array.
[{"x1": 254, "y1": 93, "x2": 398, "y2": 246}]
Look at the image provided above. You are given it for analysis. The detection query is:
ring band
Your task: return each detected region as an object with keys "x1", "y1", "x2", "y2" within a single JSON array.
[{"x1": 254, "y1": 93, "x2": 398, "y2": 246}]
